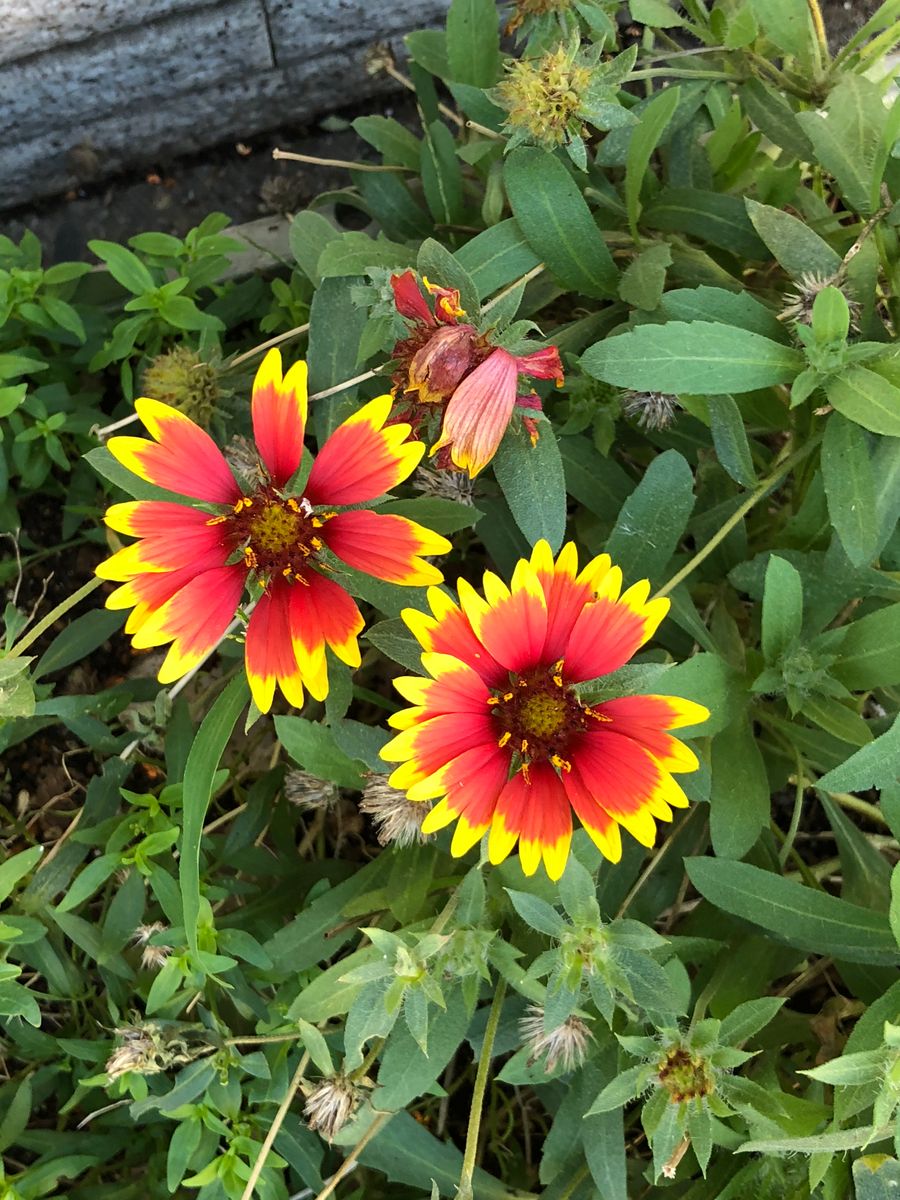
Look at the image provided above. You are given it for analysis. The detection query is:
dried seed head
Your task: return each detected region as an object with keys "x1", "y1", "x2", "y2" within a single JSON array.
[
  {"x1": 656, "y1": 1043, "x2": 715, "y2": 1103},
  {"x1": 105, "y1": 1021, "x2": 209, "y2": 1081},
  {"x1": 142, "y1": 347, "x2": 220, "y2": 428},
  {"x1": 364, "y1": 42, "x2": 395, "y2": 76},
  {"x1": 622, "y1": 390, "x2": 679, "y2": 431},
  {"x1": 359, "y1": 775, "x2": 432, "y2": 847},
  {"x1": 303, "y1": 1075, "x2": 361, "y2": 1140},
  {"x1": 496, "y1": 44, "x2": 591, "y2": 148},
  {"x1": 132, "y1": 922, "x2": 172, "y2": 971},
  {"x1": 779, "y1": 271, "x2": 861, "y2": 329},
  {"x1": 412, "y1": 464, "x2": 475, "y2": 506},
  {"x1": 284, "y1": 769, "x2": 338, "y2": 812},
  {"x1": 223, "y1": 434, "x2": 267, "y2": 489},
  {"x1": 520, "y1": 1004, "x2": 591, "y2": 1073}
]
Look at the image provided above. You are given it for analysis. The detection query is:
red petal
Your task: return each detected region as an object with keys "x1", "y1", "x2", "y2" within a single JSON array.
[
  {"x1": 325, "y1": 510, "x2": 449, "y2": 586},
  {"x1": 391, "y1": 270, "x2": 435, "y2": 325},
  {"x1": 562, "y1": 583, "x2": 669, "y2": 683},
  {"x1": 251, "y1": 348, "x2": 308, "y2": 489},
  {"x1": 403, "y1": 587, "x2": 506, "y2": 688},
  {"x1": 130, "y1": 564, "x2": 245, "y2": 683},
  {"x1": 596, "y1": 695, "x2": 709, "y2": 771},
  {"x1": 289, "y1": 570, "x2": 364, "y2": 696},
  {"x1": 513, "y1": 345, "x2": 564, "y2": 382},
  {"x1": 108, "y1": 399, "x2": 240, "y2": 505},
  {"x1": 491, "y1": 763, "x2": 572, "y2": 879},
  {"x1": 304, "y1": 395, "x2": 423, "y2": 506},
  {"x1": 245, "y1": 579, "x2": 306, "y2": 713},
  {"x1": 99, "y1": 501, "x2": 228, "y2": 578},
  {"x1": 461, "y1": 560, "x2": 547, "y2": 676}
]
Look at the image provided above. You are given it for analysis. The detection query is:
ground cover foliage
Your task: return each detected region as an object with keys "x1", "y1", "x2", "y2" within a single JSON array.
[{"x1": 2, "y1": 0, "x2": 900, "y2": 1196}]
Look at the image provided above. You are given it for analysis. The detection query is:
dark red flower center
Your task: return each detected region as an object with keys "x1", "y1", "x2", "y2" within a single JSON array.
[
  {"x1": 489, "y1": 665, "x2": 609, "y2": 770},
  {"x1": 218, "y1": 487, "x2": 334, "y2": 582}
]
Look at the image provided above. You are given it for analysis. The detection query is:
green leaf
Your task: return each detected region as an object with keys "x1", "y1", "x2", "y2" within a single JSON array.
[
  {"x1": 686, "y1": 857, "x2": 900, "y2": 964},
  {"x1": 559, "y1": 434, "x2": 632, "y2": 518},
  {"x1": 825, "y1": 368, "x2": 900, "y2": 437},
  {"x1": 796, "y1": 76, "x2": 888, "y2": 215},
  {"x1": 644, "y1": 188, "x2": 767, "y2": 259},
  {"x1": 582, "y1": 321, "x2": 802, "y2": 393},
  {"x1": 739, "y1": 1126, "x2": 890, "y2": 1155},
  {"x1": 352, "y1": 115, "x2": 421, "y2": 168},
  {"x1": 625, "y1": 88, "x2": 682, "y2": 241},
  {"x1": 504, "y1": 147, "x2": 618, "y2": 298},
  {"x1": 708, "y1": 393, "x2": 758, "y2": 487},
  {"x1": 492, "y1": 417, "x2": 567, "y2": 552},
  {"x1": 506, "y1": 888, "x2": 565, "y2": 936},
  {"x1": 618, "y1": 242, "x2": 672, "y2": 311},
  {"x1": 0, "y1": 1074, "x2": 31, "y2": 1153},
  {"x1": 0, "y1": 845, "x2": 43, "y2": 904},
  {"x1": 745, "y1": 199, "x2": 841, "y2": 282},
  {"x1": 289, "y1": 211, "x2": 340, "y2": 286},
  {"x1": 416, "y1": 239, "x2": 480, "y2": 319},
  {"x1": 180, "y1": 675, "x2": 248, "y2": 958},
  {"x1": 456, "y1": 219, "x2": 541, "y2": 300},
  {"x1": 307, "y1": 276, "x2": 370, "y2": 439},
  {"x1": 660, "y1": 286, "x2": 786, "y2": 341},
  {"x1": 379, "y1": 497, "x2": 481, "y2": 535},
  {"x1": 88, "y1": 239, "x2": 155, "y2": 294},
  {"x1": 815, "y1": 716, "x2": 900, "y2": 792},
  {"x1": 821, "y1": 794, "x2": 892, "y2": 910},
  {"x1": 821, "y1": 413, "x2": 878, "y2": 567},
  {"x1": 631, "y1": 0, "x2": 685, "y2": 25},
  {"x1": 761, "y1": 555, "x2": 803, "y2": 665},
  {"x1": 605, "y1": 449, "x2": 695, "y2": 582},
  {"x1": 853, "y1": 1155, "x2": 900, "y2": 1199},
  {"x1": 377, "y1": 986, "x2": 473, "y2": 1110},
  {"x1": 748, "y1": 0, "x2": 813, "y2": 58},
  {"x1": 739, "y1": 76, "x2": 814, "y2": 160},
  {"x1": 275, "y1": 715, "x2": 367, "y2": 788},
  {"x1": 33, "y1": 609, "x2": 124, "y2": 679},
  {"x1": 718, "y1": 996, "x2": 785, "y2": 1045},
  {"x1": 710, "y1": 715, "x2": 770, "y2": 858},
  {"x1": 365, "y1": 618, "x2": 425, "y2": 674},
  {"x1": 446, "y1": 0, "x2": 500, "y2": 86},
  {"x1": 827, "y1": 604, "x2": 900, "y2": 691},
  {"x1": 420, "y1": 120, "x2": 465, "y2": 227}
]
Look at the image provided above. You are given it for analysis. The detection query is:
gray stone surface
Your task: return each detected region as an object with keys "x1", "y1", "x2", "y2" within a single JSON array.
[
  {"x1": 0, "y1": 0, "x2": 449, "y2": 210},
  {"x1": 0, "y1": 0, "x2": 214, "y2": 66}
]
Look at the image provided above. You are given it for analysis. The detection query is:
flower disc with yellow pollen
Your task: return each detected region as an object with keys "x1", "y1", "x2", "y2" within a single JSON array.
[
  {"x1": 223, "y1": 490, "x2": 330, "y2": 581},
  {"x1": 490, "y1": 666, "x2": 607, "y2": 771}
]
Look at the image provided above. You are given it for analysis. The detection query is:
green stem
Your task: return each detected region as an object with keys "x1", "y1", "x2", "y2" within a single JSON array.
[
  {"x1": 655, "y1": 434, "x2": 822, "y2": 600},
  {"x1": 778, "y1": 749, "x2": 807, "y2": 867},
  {"x1": 458, "y1": 979, "x2": 507, "y2": 1200},
  {"x1": 628, "y1": 67, "x2": 734, "y2": 81},
  {"x1": 7, "y1": 575, "x2": 104, "y2": 658}
]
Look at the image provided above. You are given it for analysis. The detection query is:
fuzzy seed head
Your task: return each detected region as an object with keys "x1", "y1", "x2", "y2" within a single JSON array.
[
  {"x1": 412, "y1": 464, "x2": 476, "y2": 506},
  {"x1": 132, "y1": 922, "x2": 172, "y2": 971},
  {"x1": 623, "y1": 390, "x2": 679, "y2": 431},
  {"x1": 520, "y1": 1004, "x2": 591, "y2": 1073},
  {"x1": 779, "y1": 272, "x2": 861, "y2": 329},
  {"x1": 284, "y1": 769, "x2": 338, "y2": 812},
  {"x1": 142, "y1": 347, "x2": 220, "y2": 428},
  {"x1": 507, "y1": 0, "x2": 573, "y2": 33},
  {"x1": 496, "y1": 45, "x2": 592, "y2": 148},
  {"x1": 359, "y1": 775, "x2": 432, "y2": 847},
  {"x1": 303, "y1": 1075, "x2": 361, "y2": 1140}
]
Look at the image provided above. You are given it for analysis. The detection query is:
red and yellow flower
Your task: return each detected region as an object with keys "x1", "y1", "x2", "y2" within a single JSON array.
[
  {"x1": 389, "y1": 270, "x2": 564, "y2": 477},
  {"x1": 97, "y1": 349, "x2": 450, "y2": 712},
  {"x1": 381, "y1": 540, "x2": 708, "y2": 880}
]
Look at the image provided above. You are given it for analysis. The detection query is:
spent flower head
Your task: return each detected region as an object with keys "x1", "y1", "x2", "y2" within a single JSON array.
[
  {"x1": 520, "y1": 1004, "x2": 592, "y2": 1072},
  {"x1": 141, "y1": 347, "x2": 221, "y2": 429},
  {"x1": 131, "y1": 921, "x2": 172, "y2": 971},
  {"x1": 623, "y1": 390, "x2": 679, "y2": 431},
  {"x1": 303, "y1": 1075, "x2": 362, "y2": 1140},
  {"x1": 360, "y1": 774, "x2": 432, "y2": 847},
  {"x1": 779, "y1": 271, "x2": 861, "y2": 329},
  {"x1": 284, "y1": 768, "x2": 338, "y2": 811}
]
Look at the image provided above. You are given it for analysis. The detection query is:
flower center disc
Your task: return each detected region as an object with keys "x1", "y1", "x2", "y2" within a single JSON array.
[
  {"x1": 224, "y1": 489, "x2": 327, "y2": 581},
  {"x1": 491, "y1": 667, "x2": 604, "y2": 768}
]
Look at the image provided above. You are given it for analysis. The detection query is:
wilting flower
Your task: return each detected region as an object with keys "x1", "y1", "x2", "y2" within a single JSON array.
[
  {"x1": 303, "y1": 1075, "x2": 362, "y2": 1140},
  {"x1": 98, "y1": 349, "x2": 450, "y2": 712},
  {"x1": 389, "y1": 271, "x2": 564, "y2": 478},
  {"x1": 360, "y1": 774, "x2": 432, "y2": 847},
  {"x1": 381, "y1": 540, "x2": 709, "y2": 880},
  {"x1": 432, "y1": 345, "x2": 563, "y2": 477},
  {"x1": 520, "y1": 1004, "x2": 591, "y2": 1072}
]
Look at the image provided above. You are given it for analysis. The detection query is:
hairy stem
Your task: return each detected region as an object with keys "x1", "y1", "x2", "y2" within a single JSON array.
[{"x1": 458, "y1": 979, "x2": 507, "y2": 1200}]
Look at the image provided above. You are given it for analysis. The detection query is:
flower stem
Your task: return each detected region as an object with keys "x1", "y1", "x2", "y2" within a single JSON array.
[
  {"x1": 458, "y1": 979, "x2": 507, "y2": 1200},
  {"x1": 239, "y1": 1052, "x2": 309, "y2": 1200},
  {"x1": 8, "y1": 575, "x2": 105, "y2": 658},
  {"x1": 806, "y1": 0, "x2": 830, "y2": 63},
  {"x1": 654, "y1": 434, "x2": 822, "y2": 600},
  {"x1": 229, "y1": 323, "x2": 310, "y2": 369},
  {"x1": 272, "y1": 148, "x2": 413, "y2": 173}
]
